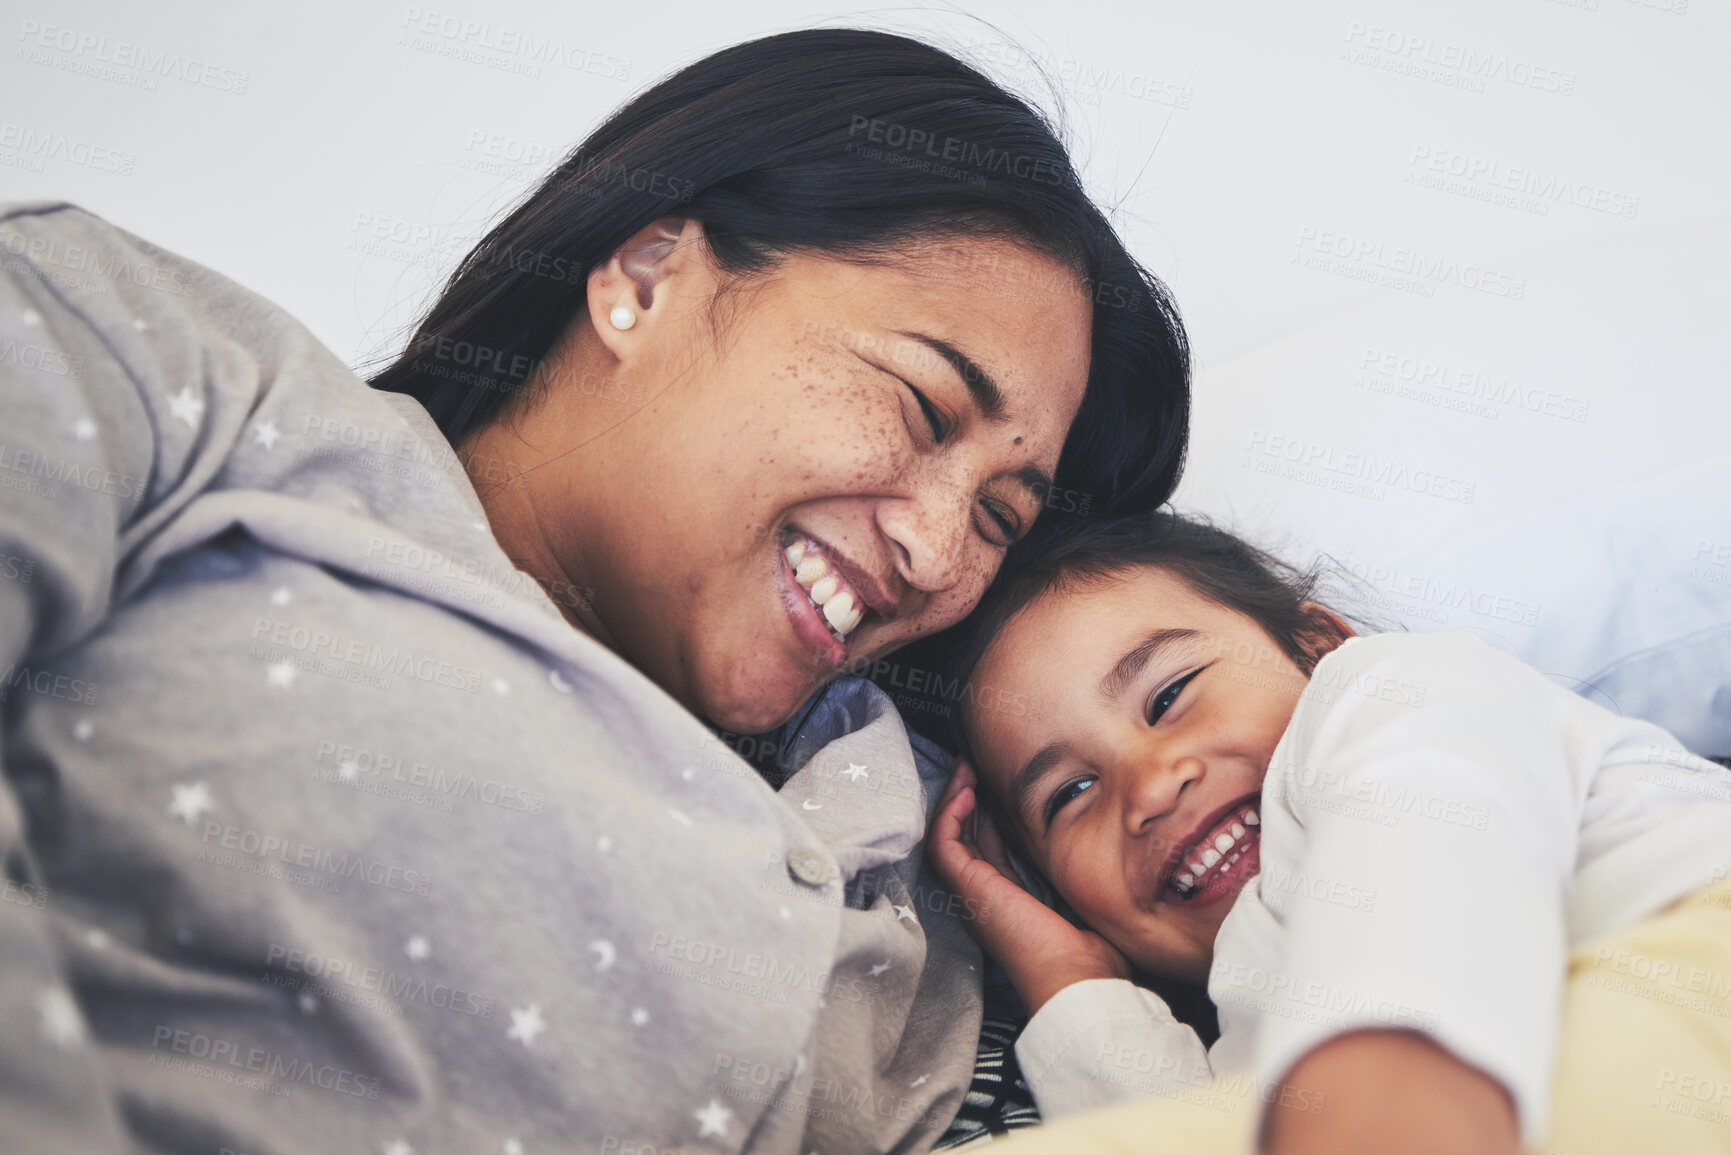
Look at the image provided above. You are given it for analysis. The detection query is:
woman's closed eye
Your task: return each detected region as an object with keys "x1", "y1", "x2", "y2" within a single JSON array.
[
  {"x1": 890, "y1": 369, "x2": 1025, "y2": 546},
  {"x1": 978, "y1": 496, "x2": 1019, "y2": 546},
  {"x1": 900, "y1": 377, "x2": 950, "y2": 444}
]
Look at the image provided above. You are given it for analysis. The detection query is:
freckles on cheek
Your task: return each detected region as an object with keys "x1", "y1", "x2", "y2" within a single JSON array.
[
  {"x1": 922, "y1": 550, "x2": 997, "y2": 623},
  {"x1": 806, "y1": 362, "x2": 901, "y2": 475}
]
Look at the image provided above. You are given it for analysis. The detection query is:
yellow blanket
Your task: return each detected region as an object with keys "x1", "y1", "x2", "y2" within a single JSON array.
[{"x1": 988, "y1": 876, "x2": 1731, "y2": 1154}]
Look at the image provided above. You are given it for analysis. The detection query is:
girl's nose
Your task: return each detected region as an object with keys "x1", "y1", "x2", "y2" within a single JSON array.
[{"x1": 1122, "y1": 751, "x2": 1205, "y2": 837}]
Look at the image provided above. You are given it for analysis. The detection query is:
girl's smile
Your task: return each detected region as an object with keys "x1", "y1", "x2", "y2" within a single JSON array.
[{"x1": 966, "y1": 563, "x2": 1349, "y2": 985}]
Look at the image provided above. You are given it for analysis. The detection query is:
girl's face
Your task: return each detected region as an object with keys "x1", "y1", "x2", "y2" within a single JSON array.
[
  {"x1": 470, "y1": 223, "x2": 1092, "y2": 734},
  {"x1": 967, "y1": 567, "x2": 1338, "y2": 985}
]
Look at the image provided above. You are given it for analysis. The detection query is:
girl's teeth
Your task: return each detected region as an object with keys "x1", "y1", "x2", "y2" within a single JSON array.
[
  {"x1": 809, "y1": 575, "x2": 840, "y2": 604},
  {"x1": 1170, "y1": 810, "x2": 1267, "y2": 900},
  {"x1": 1169, "y1": 805, "x2": 1263, "y2": 901},
  {"x1": 795, "y1": 555, "x2": 827, "y2": 586},
  {"x1": 785, "y1": 540, "x2": 806, "y2": 567}
]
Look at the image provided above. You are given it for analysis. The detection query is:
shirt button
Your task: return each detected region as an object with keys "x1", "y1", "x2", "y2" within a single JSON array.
[{"x1": 785, "y1": 847, "x2": 837, "y2": 887}]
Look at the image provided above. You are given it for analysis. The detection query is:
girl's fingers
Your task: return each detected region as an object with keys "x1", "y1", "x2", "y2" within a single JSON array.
[
  {"x1": 939, "y1": 780, "x2": 976, "y2": 830},
  {"x1": 973, "y1": 806, "x2": 1020, "y2": 882},
  {"x1": 933, "y1": 764, "x2": 965, "y2": 812},
  {"x1": 943, "y1": 758, "x2": 980, "y2": 842},
  {"x1": 927, "y1": 785, "x2": 982, "y2": 879}
]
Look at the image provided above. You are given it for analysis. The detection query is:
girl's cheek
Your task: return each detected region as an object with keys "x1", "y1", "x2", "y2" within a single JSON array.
[{"x1": 1048, "y1": 838, "x2": 1105, "y2": 910}]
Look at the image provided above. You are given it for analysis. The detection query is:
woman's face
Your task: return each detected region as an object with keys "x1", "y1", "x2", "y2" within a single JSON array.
[
  {"x1": 966, "y1": 567, "x2": 1323, "y2": 985},
  {"x1": 480, "y1": 223, "x2": 1092, "y2": 733}
]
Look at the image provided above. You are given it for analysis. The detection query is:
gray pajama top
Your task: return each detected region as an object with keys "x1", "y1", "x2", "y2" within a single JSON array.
[{"x1": 0, "y1": 202, "x2": 981, "y2": 1155}]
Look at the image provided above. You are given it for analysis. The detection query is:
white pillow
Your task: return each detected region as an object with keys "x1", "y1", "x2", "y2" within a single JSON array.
[{"x1": 1176, "y1": 220, "x2": 1731, "y2": 755}]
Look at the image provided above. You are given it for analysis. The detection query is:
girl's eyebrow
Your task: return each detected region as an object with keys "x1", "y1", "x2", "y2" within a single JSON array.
[
  {"x1": 1009, "y1": 741, "x2": 1072, "y2": 828},
  {"x1": 1098, "y1": 627, "x2": 1202, "y2": 702}
]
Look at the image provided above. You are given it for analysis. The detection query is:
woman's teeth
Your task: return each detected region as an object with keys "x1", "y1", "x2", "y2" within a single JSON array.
[
  {"x1": 784, "y1": 538, "x2": 865, "y2": 640},
  {"x1": 1168, "y1": 804, "x2": 1260, "y2": 901}
]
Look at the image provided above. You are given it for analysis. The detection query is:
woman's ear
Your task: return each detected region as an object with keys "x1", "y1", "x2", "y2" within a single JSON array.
[
  {"x1": 1295, "y1": 601, "x2": 1355, "y2": 669},
  {"x1": 584, "y1": 217, "x2": 707, "y2": 355}
]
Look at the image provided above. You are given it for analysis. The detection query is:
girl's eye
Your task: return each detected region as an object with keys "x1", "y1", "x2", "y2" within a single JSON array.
[
  {"x1": 1147, "y1": 666, "x2": 1205, "y2": 726},
  {"x1": 903, "y1": 380, "x2": 948, "y2": 444},
  {"x1": 1043, "y1": 776, "x2": 1095, "y2": 828}
]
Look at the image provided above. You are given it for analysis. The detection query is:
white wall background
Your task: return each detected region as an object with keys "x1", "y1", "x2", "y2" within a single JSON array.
[{"x1": 5, "y1": 0, "x2": 1728, "y2": 743}]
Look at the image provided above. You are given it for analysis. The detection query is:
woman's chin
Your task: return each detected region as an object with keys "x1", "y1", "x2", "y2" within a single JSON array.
[{"x1": 696, "y1": 666, "x2": 814, "y2": 738}]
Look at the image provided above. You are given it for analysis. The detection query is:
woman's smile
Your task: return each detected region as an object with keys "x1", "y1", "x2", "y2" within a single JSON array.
[
  {"x1": 778, "y1": 530, "x2": 875, "y2": 667},
  {"x1": 485, "y1": 233, "x2": 1095, "y2": 734}
]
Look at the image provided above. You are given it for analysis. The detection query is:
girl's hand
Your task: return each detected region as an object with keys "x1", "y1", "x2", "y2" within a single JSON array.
[{"x1": 927, "y1": 759, "x2": 1131, "y2": 1014}]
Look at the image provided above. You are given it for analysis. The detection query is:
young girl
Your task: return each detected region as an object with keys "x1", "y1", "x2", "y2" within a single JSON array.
[{"x1": 927, "y1": 511, "x2": 1731, "y2": 1155}]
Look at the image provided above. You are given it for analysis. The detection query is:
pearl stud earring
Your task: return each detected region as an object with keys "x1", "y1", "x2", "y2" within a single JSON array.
[{"x1": 608, "y1": 305, "x2": 636, "y2": 331}]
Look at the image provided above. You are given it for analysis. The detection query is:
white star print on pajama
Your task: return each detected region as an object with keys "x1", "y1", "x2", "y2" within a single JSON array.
[
  {"x1": 507, "y1": 1004, "x2": 546, "y2": 1047},
  {"x1": 167, "y1": 782, "x2": 214, "y2": 825},
  {"x1": 166, "y1": 385, "x2": 204, "y2": 428},
  {"x1": 694, "y1": 1099, "x2": 731, "y2": 1138}
]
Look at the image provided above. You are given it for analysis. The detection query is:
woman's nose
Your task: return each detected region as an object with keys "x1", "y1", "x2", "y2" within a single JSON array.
[{"x1": 875, "y1": 471, "x2": 970, "y2": 594}]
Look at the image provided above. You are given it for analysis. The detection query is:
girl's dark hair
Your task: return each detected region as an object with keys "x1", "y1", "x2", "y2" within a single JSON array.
[
  {"x1": 939, "y1": 509, "x2": 1356, "y2": 759},
  {"x1": 935, "y1": 510, "x2": 1358, "y2": 1038},
  {"x1": 368, "y1": 28, "x2": 1188, "y2": 517}
]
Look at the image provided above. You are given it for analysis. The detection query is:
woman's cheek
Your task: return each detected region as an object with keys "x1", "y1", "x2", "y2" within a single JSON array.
[
  {"x1": 946, "y1": 546, "x2": 1000, "y2": 615},
  {"x1": 817, "y1": 393, "x2": 911, "y2": 479},
  {"x1": 908, "y1": 576, "x2": 985, "y2": 636}
]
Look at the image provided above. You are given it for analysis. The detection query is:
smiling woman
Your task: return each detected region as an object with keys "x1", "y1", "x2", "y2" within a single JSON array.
[
  {"x1": 0, "y1": 26, "x2": 1189, "y2": 1155},
  {"x1": 455, "y1": 230, "x2": 1092, "y2": 733},
  {"x1": 370, "y1": 27, "x2": 1191, "y2": 734}
]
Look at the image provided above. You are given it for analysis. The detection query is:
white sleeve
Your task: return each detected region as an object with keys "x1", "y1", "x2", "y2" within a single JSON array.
[
  {"x1": 1250, "y1": 634, "x2": 1580, "y2": 1151},
  {"x1": 1014, "y1": 978, "x2": 1212, "y2": 1120}
]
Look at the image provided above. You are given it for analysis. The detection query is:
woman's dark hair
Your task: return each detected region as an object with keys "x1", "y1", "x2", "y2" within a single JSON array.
[
  {"x1": 938, "y1": 509, "x2": 1358, "y2": 760},
  {"x1": 368, "y1": 27, "x2": 1188, "y2": 518}
]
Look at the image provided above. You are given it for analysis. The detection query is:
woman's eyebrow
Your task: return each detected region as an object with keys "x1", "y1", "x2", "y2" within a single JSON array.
[
  {"x1": 895, "y1": 330, "x2": 1006, "y2": 420},
  {"x1": 1098, "y1": 628, "x2": 1203, "y2": 702},
  {"x1": 884, "y1": 330, "x2": 1054, "y2": 503}
]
